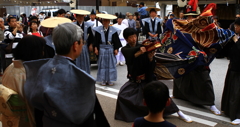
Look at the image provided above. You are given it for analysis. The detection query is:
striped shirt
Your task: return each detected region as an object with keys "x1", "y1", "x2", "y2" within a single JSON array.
[{"x1": 4, "y1": 27, "x2": 23, "y2": 44}]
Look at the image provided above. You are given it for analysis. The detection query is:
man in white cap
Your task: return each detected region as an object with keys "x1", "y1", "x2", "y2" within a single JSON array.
[
  {"x1": 113, "y1": 12, "x2": 128, "y2": 66},
  {"x1": 71, "y1": 9, "x2": 94, "y2": 74},
  {"x1": 142, "y1": 7, "x2": 162, "y2": 40},
  {"x1": 87, "y1": 9, "x2": 102, "y2": 27},
  {"x1": 93, "y1": 14, "x2": 122, "y2": 86}
]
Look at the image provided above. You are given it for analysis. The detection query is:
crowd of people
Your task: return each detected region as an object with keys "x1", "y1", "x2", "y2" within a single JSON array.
[{"x1": 0, "y1": 0, "x2": 240, "y2": 127}]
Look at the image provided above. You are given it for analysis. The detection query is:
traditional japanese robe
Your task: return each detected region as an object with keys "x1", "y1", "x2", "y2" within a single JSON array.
[
  {"x1": 92, "y1": 26, "x2": 122, "y2": 82},
  {"x1": 73, "y1": 21, "x2": 94, "y2": 74},
  {"x1": 115, "y1": 43, "x2": 179, "y2": 122},
  {"x1": 221, "y1": 39, "x2": 240, "y2": 121},
  {"x1": 155, "y1": 17, "x2": 234, "y2": 105},
  {"x1": 23, "y1": 55, "x2": 110, "y2": 127},
  {"x1": 1, "y1": 60, "x2": 35, "y2": 127},
  {"x1": 113, "y1": 23, "x2": 128, "y2": 63},
  {"x1": 142, "y1": 17, "x2": 162, "y2": 40}
]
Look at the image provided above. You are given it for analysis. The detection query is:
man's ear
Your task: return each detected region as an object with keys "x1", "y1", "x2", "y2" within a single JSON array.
[
  {"x1": 143, "y1": 99, "x2": 147, "y2": 106},
  {"x1": 166, "y1": 98, "x2": 171, "y2": 107},
  {"x1": 72, "y1": 41, "x2": 79, "y2": 51}
]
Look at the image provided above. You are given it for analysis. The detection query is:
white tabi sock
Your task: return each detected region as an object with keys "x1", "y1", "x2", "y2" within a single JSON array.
[
  {"x1": 177, "y1": 111, "x2": 192, "y2": 123},
  {"x1": 210, "y1": 105, "x2": 221, "y2": 115},
  {"x1": 231, "y1": 119, "x2": 240, "y2": 125}
]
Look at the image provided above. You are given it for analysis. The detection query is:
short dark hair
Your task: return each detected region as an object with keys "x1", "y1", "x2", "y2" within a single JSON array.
[
  {"x1": 123, "y1": 28, "x2": 137, "y2": 40},
  {"x1": 235, "y1": 17, "x2": 240, "y2": 26},
  {"x1": 140, "y1": 2, "x2": 144, "y2": 6},
  {"x1": 14, "y1": 35, "x2": 46, "y2": 61},
  {"x1": 57, "y1": 9, "x2": 66, "y2": 15},
  {"x1": 150, "y1": 9, "x2": 157, "y2": 13},
  {"x1": 30, "y1": 16, "x2": 38, "y2": 21},
  {"x1": 7, "y1": 16, "x2": 16, "y2": 23},
  {"x1": 143, "y1": 81, "x2": 170, "y2": 113}
]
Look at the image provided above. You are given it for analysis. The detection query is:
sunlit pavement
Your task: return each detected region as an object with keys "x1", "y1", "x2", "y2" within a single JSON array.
[
  {"x1": 0, "y1": 58, "x2": 236, "y2": 127},
  {"x1": 93, "y1": 58, "x2": 238, "y2": 127}
]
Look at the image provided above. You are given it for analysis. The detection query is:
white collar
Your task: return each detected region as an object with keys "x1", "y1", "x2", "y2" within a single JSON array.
[
  {"x1": 151, "y1": 17, "x2": 155, "y2": 21},
  {"x1": 78, "y1": 21, "x2": 83, "y2": 26}
]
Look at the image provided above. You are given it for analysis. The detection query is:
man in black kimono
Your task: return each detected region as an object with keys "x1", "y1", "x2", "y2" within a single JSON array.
[
  {"x1": 221, "y1": 18, "x2": 240, "y2": 125},
  {"x1": 115, "y1": 28, "x2": 192, "y2": 123}
]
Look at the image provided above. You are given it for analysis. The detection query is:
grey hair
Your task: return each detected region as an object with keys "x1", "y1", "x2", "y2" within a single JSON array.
[
  {"x1": 52, "y1": 22, "x2": 83, "y2": 55},
  {"x1": 0, "y1": 17, "x2": 4, "y2": 22}
]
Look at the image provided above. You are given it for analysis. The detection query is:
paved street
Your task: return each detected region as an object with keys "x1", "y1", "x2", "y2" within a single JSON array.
[
  {"x1": 92, "y1": 57, "x2": 240, "y2": 127},
  {"x1": 0, "y1": 58, "x2": 238, "y2": 127}
]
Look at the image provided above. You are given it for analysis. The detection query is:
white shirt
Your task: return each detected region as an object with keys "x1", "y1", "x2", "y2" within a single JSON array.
[
  {"x1": 113, "y1": 23, "x2": 128, "y2": 39},
  {"x1": 122, "y1": 19, "x2": 129, "y2": 28},
  {"x1": 87, "y1": 19, "x2": 102, "y2": 27}
]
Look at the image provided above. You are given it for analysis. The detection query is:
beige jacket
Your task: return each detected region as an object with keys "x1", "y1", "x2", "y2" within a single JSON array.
[{"x1": 2, "y1": 60, "x2": 35, "y2": 127}]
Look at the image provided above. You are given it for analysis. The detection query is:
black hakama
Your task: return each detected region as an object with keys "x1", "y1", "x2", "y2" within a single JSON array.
[
  {"x1": 173, "y1": 66, "x2": 215, "y2": 106},
  {"x1": 221, "y1": 39, "x2": 240, "y2": 121},
  {"x1": 115, "y1": 43, "x2": 179, "y2": 122}
]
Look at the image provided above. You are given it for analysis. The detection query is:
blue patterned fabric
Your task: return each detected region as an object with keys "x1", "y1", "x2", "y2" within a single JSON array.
[
  {"x1": 96, "y1": 44, "x2": 117, "y2": 82},
  {"x1": 73, "y1": 21, "x2": 94, "y2": 74},
  {"x1": 76, "y1": 44, "x2": 90, "y2": 74},
  {"x1": 155, "y1": 18, "x2": 234, "y2": 78},
  {"x1": 93, "y1": 26, "x2": 120, "y2": 82},
  {"x1": 23, "y1": 55, "x2": 96, "y2": 126}
]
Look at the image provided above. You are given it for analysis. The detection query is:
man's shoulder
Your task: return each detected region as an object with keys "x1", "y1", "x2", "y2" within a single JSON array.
[
  {"x1": 133, "y1": 117, "x2": 145, "y2": 125},
  {"x1": 133, "y1": 117, "x2": 176, "y2": 127},
  {"x1": 161, "y1": 121, "x2": 176, "y2": 127}
]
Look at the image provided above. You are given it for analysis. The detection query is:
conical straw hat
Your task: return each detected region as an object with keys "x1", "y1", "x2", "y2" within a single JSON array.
[
  {"x1": 96, "y1": 14, "x2": 117, "y2": 20},
  {"x1": 41, "y1": 17, "x2": 72, "y2": 28},
  {"x1": 70, "y1": 9, "x2": 90, "y2": 15}
]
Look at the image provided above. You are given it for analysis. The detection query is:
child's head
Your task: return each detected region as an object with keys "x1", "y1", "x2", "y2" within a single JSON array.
[
  {"x1": 30, "y1": 21, "x2": 39, "y2": 31},
  {"x1": 143, "y1": 81, "x2": 170, "y2": 114},
  {"x1": 123, "y1": 28, "x2": 137, "y2": 46}
]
